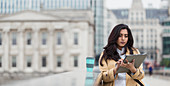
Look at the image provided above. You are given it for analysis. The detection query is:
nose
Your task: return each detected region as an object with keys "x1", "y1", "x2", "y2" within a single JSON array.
[{"x1": 121, "y1": 35, "x2": 125, "y2": 40}]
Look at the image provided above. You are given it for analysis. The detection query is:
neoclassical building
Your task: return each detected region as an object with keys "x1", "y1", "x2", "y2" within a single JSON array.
[{"x1": 0, "y1": 9, "x2": 94, "y2": 73}]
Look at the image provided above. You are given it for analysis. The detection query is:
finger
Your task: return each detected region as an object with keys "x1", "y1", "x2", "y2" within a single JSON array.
[
  {"x1": 132, "y1": 59, "x2": 135, "y2": 64},
  {"x1": 121, "y1": 61, "x2": 127, "y2": 67},
  {"x1": 116, "y1": 61, "x2": 120, "y2": 64},
  {"x1": 119, "y1": 59, "x2": 123, "y2": 62},
  {"x1": 118, "y1": 60, "x2": 121, "y2": 63},
  {"x1": 120, "y1": 60, "x2": 124, "y2": 65},
  {"x1": 125, "y1": 59, "x2": 128, "y2": 63}
]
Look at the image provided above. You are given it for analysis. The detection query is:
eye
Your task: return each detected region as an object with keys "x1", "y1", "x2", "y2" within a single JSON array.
[
  {"x1": 125, "y1": 34, "x2": 128, "y2": 37},
  {"x1": 119, "y1": 34, "x2": 122, "y2": 37}
]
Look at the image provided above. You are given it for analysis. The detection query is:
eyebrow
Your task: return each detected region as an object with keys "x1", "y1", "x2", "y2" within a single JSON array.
[{"x1": 120, "y1": 33, "x2": 128, "y2": 35}]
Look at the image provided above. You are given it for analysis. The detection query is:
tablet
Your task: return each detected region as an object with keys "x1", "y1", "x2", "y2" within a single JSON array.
[{"x1": 116, "y1": 53, "x2": 147, "y2": 73}]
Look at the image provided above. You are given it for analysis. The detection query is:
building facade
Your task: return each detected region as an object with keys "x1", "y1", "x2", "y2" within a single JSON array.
[
  {"x1": 111, "y1": 0, "x2": 167, "y2": 64},
  {"x1": 0, "y1": 10, "x2": 94, "y2": 73},
  {"x1": 0, "y1": 0, "x2": 107, "y2": 57}
]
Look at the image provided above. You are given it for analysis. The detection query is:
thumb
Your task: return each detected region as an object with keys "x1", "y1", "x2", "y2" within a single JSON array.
[{"x1": 132, "y1": 59, "x2": 135, "y2": 64}]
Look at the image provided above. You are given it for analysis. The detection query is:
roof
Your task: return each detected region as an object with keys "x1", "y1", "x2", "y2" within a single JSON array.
[
  {"x1": 112, "y1": 8, "x2": 169, "y2": 23},
  {"x1": 146, "y1": 9, "x2": 168, "y2": 22},
  {"x1": 112, "y1": 9, "x2": 129, "y2": 19}
]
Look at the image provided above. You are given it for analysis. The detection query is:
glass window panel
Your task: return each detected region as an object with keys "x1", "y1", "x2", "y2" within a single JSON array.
[
  {"x1": 0, "y1": 32, "x2": 2, "y2": 45},
  {"x1": 27, "y1": 32, "x2": 32, "y2": 45},
  {"x1": 57, "y1": 56, "x2": 62, "y2": 67},
  {"x1": 42, "y1": 56, "x2": 46, "y2": 67},
  {"x1": 12, "y1": 32, "x2": 17, "y2": 45},
  {"x1": 0, "y1": 56, "x2": 2, "y2": 67},
  {"x1": 12, "y1": 56, "x2": 17, "y2": 67},
  {"x1": 74, "y1": 32, "x2": 78, "y2": 45},
  {"x1": 26, "y1": 56, "x2": 32, "y2": 67},
  {"x1": 42, "y1": 32, "x2": 47, "y2": 45},
  {"x1": 74, "y1": 56, "x2": 78, "y2": 67},
  {"x1": 57, "y1": 32, "x2": 62, "y2": 45}
]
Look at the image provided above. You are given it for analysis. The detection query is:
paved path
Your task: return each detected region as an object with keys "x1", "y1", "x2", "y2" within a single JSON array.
[
  {"x1": 1, "y1": 69, "x2": 170, "y2": 86},
  {"x1": 143, "y1": 75, "x2": 170, "y2": 86}
]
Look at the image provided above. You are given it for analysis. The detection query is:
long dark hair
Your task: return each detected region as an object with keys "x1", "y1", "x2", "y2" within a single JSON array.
[{"x1": 100, "y1": 24, "x2": 134, "y2": 66}]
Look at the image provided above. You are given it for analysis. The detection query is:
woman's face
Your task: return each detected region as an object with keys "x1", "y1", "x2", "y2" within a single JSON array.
[{"x1": 117, "y1": 29, "x2": 128, "y2": 50}]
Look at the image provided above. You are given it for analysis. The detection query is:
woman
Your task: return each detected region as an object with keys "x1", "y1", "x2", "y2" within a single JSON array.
[{"x1": 95, "y1": 24, "x2": 144, "y2": 86}]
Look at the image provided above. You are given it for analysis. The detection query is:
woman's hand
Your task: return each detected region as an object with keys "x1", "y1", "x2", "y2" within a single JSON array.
[
  {"x1": 113, "y1": 59, "x2": 123, "y2": 75},
  {"x1": 120, "y1": 59, "x2": 137, "y2": 73}
]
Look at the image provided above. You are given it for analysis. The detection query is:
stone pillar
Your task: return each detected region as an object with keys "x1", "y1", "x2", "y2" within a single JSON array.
[
  {"x1": 48, "y1": 29, "x2": 54, "y2": 72},
  {"x1": 3, "y1": 27, "x2": 10, "y2": 71},
  {"x1": 63, "y1": 30, "x2": 70, "y2": 71},
  {"x1": 33, "y1": 28, "x2": 39, "y2": 72},
  {"x1": 18, "y1": 29, "x2": 24, "y2": 71}
]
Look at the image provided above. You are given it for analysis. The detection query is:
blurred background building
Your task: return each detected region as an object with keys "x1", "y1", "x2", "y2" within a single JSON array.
[
  {"x1": 111, "y1": 0, "x2": 164, "y2": 65},
  {"x1": 0, "y1": 0, "x2": 95, "y2": 73},
  {"x1": 0, "y1": 0, "x2": 105, "y2": 56}
]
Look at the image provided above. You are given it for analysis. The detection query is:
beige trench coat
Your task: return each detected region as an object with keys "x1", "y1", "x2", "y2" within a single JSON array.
[{"x1": 94, "y1": 48, "x2": 145, "y2": 86}]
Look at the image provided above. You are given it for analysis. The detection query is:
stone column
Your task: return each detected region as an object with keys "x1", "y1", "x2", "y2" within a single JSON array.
[
  {"x1": 18, "y1": 29, "x2": 24, "y2": 71},
  {"x1": 48, "y1": 28, "x2": 54, "y2": 72},
  {"x1": 33, "y1": 28, "x2": 39, "y2": 72},
  {"x1": 63, "y1": 30, "x2": 70, "y2": 71},
  {"x1": 3, "y1": 27, "x2": 10, "y2": 71}
]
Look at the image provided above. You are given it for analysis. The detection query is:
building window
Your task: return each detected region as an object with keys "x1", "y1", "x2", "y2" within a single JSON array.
[
  {"x1": 0, "y1": 32, "x2": 2, "y2": 45},
  {"x1": 42, "y1": 32, "x2": 47, "y2": 45},
  {"x1": 12, "y1": 32, "x2": 17, "y2": 45},
  {"x1": 1, "y1": 1, "x2": 3, "y2": 12},
  {"x1": 42, "y1": 56, "x2": 47, "y2": 67},
  {"x1": 26, "y1": 32, "x2": 32, "y2": 45},
  {"x1": 163, "y1": 37, "x2": 170, "y2": 55},
  {"x1": 26, "y1": 56, "x2": 32, "y2": 67},
  {"x1": 56, "y1": 32, "x2": 62, "y2": 45},
  {"x1": 24, "y1": 0, "x2": 26, "y2": 9},
  {"x1": 0, "y1": 56, "x2": 2, "y2": 67},
  {"x1": 12, "y1": 56, "x2": 17, "y2": 67},
  {"x1": 16, "y1": 0, "x2": 18, "y2": 12},
  {"x1": 136, "y1": 17, "x2": 138, "y2": 21},
  {"x1": 32, "y1": 0, "x2": 34, "y2": 9},
  {"x1": 151, "y1": 53, "x2": 153, "y2": 59},
  {"x1": 141, "y1": 17, "x2": 143, "y2": 21},
  {"x1": 20, "y1": 0, "x2": 22, "y2": 10},
  {"x1": 74, "y1": 32, "x2": 78, "y2": 45},
  {"x1": 136, "y1": 12, "x2": 138, "y2": 16},
  {"x1": 57, "y1": 56, "x2": 62, "y2": 67},
  {"x1": 12, "y1": 1, "x2": 14, "y2": 13},
  {"x1": 4, "y1": 1, "x2": 6, "y2": 14},
  {"x1": 36, "y1": 0, "x2": 38, "y2": 9},
  {"x1": 74, "y1": 56, "x2": 78, "y2": 67}
]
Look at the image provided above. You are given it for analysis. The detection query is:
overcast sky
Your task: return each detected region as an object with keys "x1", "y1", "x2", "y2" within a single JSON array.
[{"x1": 106, "y1": 0, "x2": 164, "y2": 9}]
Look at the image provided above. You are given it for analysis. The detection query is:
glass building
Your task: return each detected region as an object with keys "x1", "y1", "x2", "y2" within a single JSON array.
[
  {"x1": 93, "y1": 0, "x2": 105, "y2": 55},
  {"x1": 161, "y1": 18, "x2": 170, "y2": 67},
  {"x1": 0, "y1": 0, "x2": 92, "y2": 14}
]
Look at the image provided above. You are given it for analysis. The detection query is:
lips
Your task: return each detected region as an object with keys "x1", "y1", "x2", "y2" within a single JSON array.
[{"x1": 120, "y1": 42, "x2": 125, "y2": 44}]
